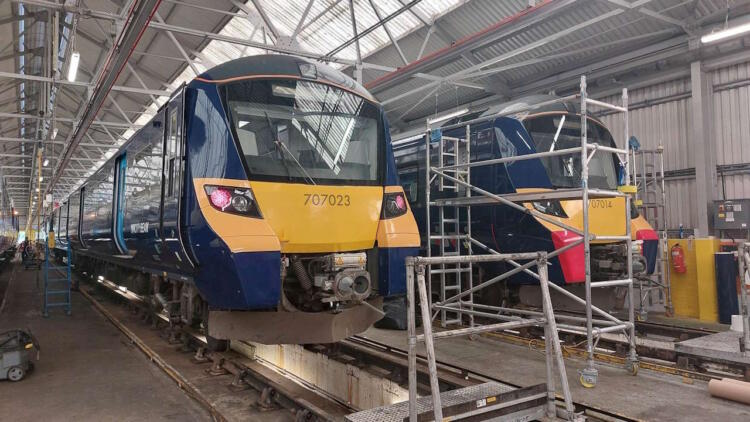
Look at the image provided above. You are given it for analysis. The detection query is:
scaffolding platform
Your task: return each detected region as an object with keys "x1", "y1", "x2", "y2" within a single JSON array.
[
  {"x1": 361, "y1": 326, "x2": 750, "y2": 421},
  {"x1": 346, "y1": 382, "x2": 546, "y2": 422}
]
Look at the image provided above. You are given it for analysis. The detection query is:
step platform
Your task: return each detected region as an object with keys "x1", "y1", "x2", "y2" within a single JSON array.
[
  {"x1": 346, "y1": 382, "x2": 547, "y2": 422},
  {"x1": 675, "y1": 330, "x2": 750, "y2": 366}
]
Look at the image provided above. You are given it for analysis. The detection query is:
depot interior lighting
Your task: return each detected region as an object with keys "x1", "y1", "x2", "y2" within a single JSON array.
[
  {"x1": 426, "y1": 108, "x2": 469, "y2": 125},
  {"x1": 67, "y1": 51, "x2": 80, "y2": 82},
  {"x1": 51, "y1": 127, "x2": 58, "y2": 140},
  {"x1": 43, "y1": 158, "x2": 49, "y2": 167},
  {"x1": 701, "y1": 21, "x2": 750, "y2": 43}
]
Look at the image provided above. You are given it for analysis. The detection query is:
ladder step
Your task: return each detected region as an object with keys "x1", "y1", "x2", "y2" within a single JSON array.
[
  {"x1": 45, "y1": 302, "x2": 71, "y2": 307},
  {"x1": 442, "y1": 251, "x2": 461, "y2": 256},
  {"x1": 45, "y1": 290, "x2": 70, "y2": 295},
  {"x1": 443, "y1": 286, "x2": 461, "y2": 292},
  {"x1": 432, "y1": 268, "x2": 472, "y2": 274}
]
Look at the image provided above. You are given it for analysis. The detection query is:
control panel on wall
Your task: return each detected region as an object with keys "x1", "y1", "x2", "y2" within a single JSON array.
[{"x1": 713, "y1": 199, "x2": 750, "y2": 230}]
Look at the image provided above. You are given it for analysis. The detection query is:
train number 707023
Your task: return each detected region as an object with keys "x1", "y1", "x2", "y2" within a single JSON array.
[{"x1": 304, "y1": 193, "x2": 351, "y2": 206}]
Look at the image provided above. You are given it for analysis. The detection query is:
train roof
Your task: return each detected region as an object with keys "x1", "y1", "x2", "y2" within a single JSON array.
[
  {"x1": 192, "y1": 54, "x2": 377, "y2": 103},
  {"x1": 481, "y1": 94, "x2": 578, "y2": 119}
]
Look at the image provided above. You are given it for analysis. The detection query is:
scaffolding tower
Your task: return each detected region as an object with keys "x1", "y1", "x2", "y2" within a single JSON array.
[
  {"x1": 630, "y1": 146, "x2": 673, "y2": 318},
  {"x1": 420, "y1": 75, "x2": 638, "y2": 389}
]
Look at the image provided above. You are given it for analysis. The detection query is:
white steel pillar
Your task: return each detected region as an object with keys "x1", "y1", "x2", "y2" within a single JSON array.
[{"x1": 689, "y1": 61, "x2": 717, "y2": 237}]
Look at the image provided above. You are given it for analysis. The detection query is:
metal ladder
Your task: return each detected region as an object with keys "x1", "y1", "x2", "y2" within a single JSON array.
[
  {"x1": 43, "y1": 243, "x2": 72, "y2": 317},
  {"x1": 631, "y1": 146, "x2": 673, "y2": 317},
  {"x1": 431, "y1": 130, "x2": 473, "y2": 327}
]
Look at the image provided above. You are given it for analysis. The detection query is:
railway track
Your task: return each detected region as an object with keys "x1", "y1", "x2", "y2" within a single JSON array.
[{"x1": 68, "y1": 265, "x2": 642, "y2": 422}]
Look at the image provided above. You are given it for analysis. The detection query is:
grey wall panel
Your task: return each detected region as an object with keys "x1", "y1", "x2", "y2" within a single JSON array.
[
  {"x1": 712, "y1": 83, "x2": 750, "y2": 167},
  {"x1": 594, "y1": 62, "x2": 750, "y2": 230}
]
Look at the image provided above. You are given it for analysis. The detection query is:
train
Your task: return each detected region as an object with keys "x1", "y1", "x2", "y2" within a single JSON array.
[
  {"x1": 393, "y1": 96, "x2": 658, "y2": 306},
  {"x1": 49, "y1": 54, "x2": 420, "y2": 346},
  {"x1": 0, "y1": 176, "x2": 19, "y2": 260}
]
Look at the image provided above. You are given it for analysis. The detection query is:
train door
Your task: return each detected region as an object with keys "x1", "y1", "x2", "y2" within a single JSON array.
[
  {"x1": 78, "y1": 187, "x2": 87, "y2": 249},
  {"x1": 159, "y1": 85, "x2": 192, "y2": 269},
  {"x1": 113, "y1": 154, "x2": 128, "y2": 255}
]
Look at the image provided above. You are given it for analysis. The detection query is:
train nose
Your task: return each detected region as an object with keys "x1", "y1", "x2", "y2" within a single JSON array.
[{"x1": 249, "y1": 182, "x2": 384, "y2": 253}]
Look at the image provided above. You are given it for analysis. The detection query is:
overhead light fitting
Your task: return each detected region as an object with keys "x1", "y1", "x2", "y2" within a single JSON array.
[
  {"x1": 701, "y1": 21, "x2": 750, "y2": 44},
  {"x1": 51, "y1": 127, "x2": 58, "y2": 140},
  {"x1": 426, "y1": 108, "x2": 469, "y2": 125},
  {"x1": 67, "y1": 51, "x2": 80, "y2": 82},
  {"x1": 43, "y1": 159, "x2": 49, "y2": 167}
]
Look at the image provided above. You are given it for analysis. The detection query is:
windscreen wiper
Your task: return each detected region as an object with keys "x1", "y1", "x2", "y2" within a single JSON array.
[{"x1": 264, "y1": 112, "x2": 316, "y2": 185}]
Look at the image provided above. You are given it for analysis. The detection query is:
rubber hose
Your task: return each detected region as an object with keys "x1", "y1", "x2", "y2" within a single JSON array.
[{"x1": 291, "y1": 256, "x2": 313, "y2": 291}]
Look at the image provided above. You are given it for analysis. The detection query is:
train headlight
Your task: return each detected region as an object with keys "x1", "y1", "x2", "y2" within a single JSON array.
[
  {"x1": 204, "y1": 185, "x2": 262, "y2": 218},
  {"x1": 231, "y1": 195, "x2": 249, "y2": 213},
  {"x1": 382, "y1": 192, "x2": 408, "y2": 219},
  {"x1": 531, "y1": 200, "x2": 567, "y2": 218}
]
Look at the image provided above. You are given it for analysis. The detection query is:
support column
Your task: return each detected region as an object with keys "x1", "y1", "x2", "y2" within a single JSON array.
[{"x1": 690, "y1": 61, "x2": 717, "y2": 237}]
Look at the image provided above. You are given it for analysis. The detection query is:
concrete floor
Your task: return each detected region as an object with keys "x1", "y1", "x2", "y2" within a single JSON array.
[
  {"x1": 361, "y1": 327, "x2": 750, "y2": 422},
  {"x1": 0, "y1": 263, "x2": 209, "y2": 421}
]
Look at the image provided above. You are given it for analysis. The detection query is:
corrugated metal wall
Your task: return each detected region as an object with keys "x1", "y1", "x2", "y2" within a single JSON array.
[
  {"x1": 597, "y1": 61, "x2": 750, "y2": 230},
  {"x1": 599, "y1": 79, "x2": 694, "y2": 230}
]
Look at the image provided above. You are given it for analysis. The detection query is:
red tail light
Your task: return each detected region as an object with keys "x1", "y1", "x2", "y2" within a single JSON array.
[
  {"x1": 204, "y1": 185, "x2": 262, "y2": 218},
  {"x1": 382, "y1": 192, "x2": 408, "y2": 219}
]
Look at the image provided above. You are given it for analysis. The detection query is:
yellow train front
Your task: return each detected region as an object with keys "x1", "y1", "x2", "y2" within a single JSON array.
[{"x1": 185, "y1": 55, "x2": 419, "y2": 344}]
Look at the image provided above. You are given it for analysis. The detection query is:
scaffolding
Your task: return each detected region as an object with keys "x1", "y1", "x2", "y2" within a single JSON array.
[
  {"x1": 406, "y1": 253, "x2": 579, "y2": 421},
  {"x1": 630, "y1": 146, "x2": 673, "y2": 318},
  {"x1": 419, "y1": 75, "x2": 638, "y2": 390}
]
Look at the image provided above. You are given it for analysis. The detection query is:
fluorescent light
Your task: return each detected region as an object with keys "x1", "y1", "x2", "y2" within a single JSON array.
[
  {"x1": 67, "y1": 51, "x2": 80, "y2": 82},
  {"x1": 426, "y1": 108, "x2": 469, "y2": 125},
  {"x1": 51, "y1": 127, "x2": 58, "y2": 140},
  {"x1": 701, "y1": 22, "x2": 750, "y2": 44},
  {"x1": 42, "y1": 159, "x2": 49, "y2": 167}
]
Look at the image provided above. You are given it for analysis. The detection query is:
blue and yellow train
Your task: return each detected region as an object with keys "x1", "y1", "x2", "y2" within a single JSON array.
[
  {"x1": 393, "y1": 97, "x2": 657, "y2": 303},
  {"x1": 50, "y1": 55, "x2": 419, "y2": 345}
]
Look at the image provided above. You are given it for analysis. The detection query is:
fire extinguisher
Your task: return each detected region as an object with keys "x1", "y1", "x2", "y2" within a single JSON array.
[{"x1": 671, "y1": 243, "x2": 687, "y2": 274}]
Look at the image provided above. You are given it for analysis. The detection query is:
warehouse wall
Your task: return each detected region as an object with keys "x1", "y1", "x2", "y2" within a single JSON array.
[{"x1": 598, "y1": 60, "x2": 750, "y2": 231}]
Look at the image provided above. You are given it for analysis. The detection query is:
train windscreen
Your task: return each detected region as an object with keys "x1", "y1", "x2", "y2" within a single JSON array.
[
  {"x1": 523, "y1": 114, "x2": 619, "y2": 190},
  {"x1": 223, "y1": 79, "x2": 383, "y2": 185}
]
